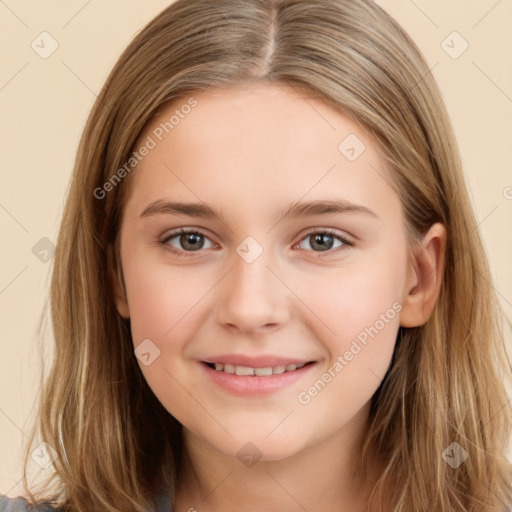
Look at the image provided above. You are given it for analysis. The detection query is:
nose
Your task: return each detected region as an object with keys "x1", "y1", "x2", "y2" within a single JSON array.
[{"x1": 216, "y1": 248, "x2": 290, "y2": 335}]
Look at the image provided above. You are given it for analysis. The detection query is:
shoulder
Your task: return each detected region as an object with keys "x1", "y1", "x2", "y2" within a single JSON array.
[{"x1": 0, "y1": 495, "x2": 62, "y2": 512}]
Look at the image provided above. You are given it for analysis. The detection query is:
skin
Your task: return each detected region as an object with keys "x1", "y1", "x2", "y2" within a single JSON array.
[{"x1": 113, "y1": 82, "x2": 446, "y2": 512}]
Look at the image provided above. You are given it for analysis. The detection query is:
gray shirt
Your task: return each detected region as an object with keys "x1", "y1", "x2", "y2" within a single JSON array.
[
  {"x1": 0, "y1": 493, "x2": 173, "y2": 511},
  {"x1": 0, "y1": 495, "x2": 58, "y2": 512}
]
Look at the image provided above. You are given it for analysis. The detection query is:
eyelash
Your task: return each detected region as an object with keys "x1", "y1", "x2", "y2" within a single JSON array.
[{"x1": 159, "y1": 227, "x2": 354, "y2": 259}]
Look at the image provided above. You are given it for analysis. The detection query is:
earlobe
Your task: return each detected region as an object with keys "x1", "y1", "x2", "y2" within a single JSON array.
[
  {"x1": 108, "y1": 244, "x2": 130, "y2": 319},
  {"x1": 400, "y1": 222, "x2": 447, "y2": 328},
  {"x1": 112, "y1": 272, "x2": 130, "y2": 319}
]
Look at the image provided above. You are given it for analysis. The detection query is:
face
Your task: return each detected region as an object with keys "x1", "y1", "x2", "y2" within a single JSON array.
[{"x1": 114, "y1": 82, "x2": 415, "y2": 462}]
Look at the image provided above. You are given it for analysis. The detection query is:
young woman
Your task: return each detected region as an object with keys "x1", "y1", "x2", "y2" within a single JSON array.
[{"x1": 2, "y1": 0, "x2": 511, "y2": 510}]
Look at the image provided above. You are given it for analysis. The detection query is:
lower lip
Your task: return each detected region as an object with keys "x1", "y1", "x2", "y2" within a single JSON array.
[{"x1": 199, "y1": 361, "x2": 317, "y2": 396}]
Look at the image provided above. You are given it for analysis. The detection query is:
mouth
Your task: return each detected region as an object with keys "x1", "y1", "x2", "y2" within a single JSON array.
[
  {"x1": 203, "y1": 361, "x2": 315, "y2": 376},
  {"x1": 199, "y1": 357, "x2": 318, "y2": 396}
]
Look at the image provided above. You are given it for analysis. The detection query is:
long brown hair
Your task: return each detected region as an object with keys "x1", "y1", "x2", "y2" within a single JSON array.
[{"x1": 22, "y1": 0, "x2": 512, "y2": 510}]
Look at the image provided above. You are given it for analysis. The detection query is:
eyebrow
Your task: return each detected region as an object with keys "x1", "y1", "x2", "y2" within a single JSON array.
[{"x1": 139, "y1": 199, "x2": 378, "y2": 222}]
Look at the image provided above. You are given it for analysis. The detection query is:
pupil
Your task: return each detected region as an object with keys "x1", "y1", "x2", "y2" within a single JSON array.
[
  {"x1": 312, "y1": 233, "x2": 332, "y2": 252},
  {"x1": 182, "y1": 233, "x2": 203, "y2": 251}
]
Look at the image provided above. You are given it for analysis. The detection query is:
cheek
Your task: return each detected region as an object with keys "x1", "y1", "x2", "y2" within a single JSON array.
[
  {"x1": 293, "y1": 250, "x2": 406, "y2": 352},
  {"x1": 122, "y1": 257, "x2": 213, "y2": 421},
  {"x1": 290, "y1": 248, "x2": 406, "y2": 409},
  {"x1": 124, "y1": 256, "x2": 213, "y2": 346}
]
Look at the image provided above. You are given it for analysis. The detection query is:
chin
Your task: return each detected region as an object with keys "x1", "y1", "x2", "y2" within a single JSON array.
[{"x1": 205, "y1": 428, "x2": 308, "y2": 465}]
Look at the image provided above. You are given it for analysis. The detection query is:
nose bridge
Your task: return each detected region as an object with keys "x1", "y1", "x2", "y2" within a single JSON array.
[{"x1": 216, "y1": 240, "x2": 288, "y2": 332}]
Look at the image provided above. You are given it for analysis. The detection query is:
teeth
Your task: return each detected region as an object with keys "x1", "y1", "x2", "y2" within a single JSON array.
[
  {"x1": 210, "y1": 362, "x2": 306, "y2": 376},
  {"x1": 224, "y1": 364, "x2": 235, "y2": 374},
  {"x1": 235, "y1": 366, "x2": 255, "y2": 376},
  {"x1": 254, "y1": 367, "x2": 273, "y2": 376}
]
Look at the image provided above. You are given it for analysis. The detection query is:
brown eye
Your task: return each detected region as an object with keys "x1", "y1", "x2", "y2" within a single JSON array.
[
  {"x1": 177, "y1": 232, "x2": 205, "y2": 251},
  {"x1": 296, "y1": 229, "x2": 353, "y2": 254},
  {"x1": 160, "y1": 229, "x2": 215, "y2": 254}
]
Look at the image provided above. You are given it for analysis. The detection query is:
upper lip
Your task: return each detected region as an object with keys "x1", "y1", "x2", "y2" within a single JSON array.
[{"x1": 202, "y1": 355, "x2": 314, "y2": 367}]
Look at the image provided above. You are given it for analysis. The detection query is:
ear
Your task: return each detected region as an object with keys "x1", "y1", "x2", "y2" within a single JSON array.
[
  {"x1": 400, "y1": 222, "x2": 447, "y2": 328},
  {"x1": 108, "y1": 243, "x2": 130, "y2": 319}
]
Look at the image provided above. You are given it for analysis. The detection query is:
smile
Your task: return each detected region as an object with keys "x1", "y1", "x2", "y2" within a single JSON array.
[
  {"x1": 205, "y1": 361, "x2": 309, "y2": 376},
  {"x1": 199, "y1": 359, "x2": 317, "y2": 396}
]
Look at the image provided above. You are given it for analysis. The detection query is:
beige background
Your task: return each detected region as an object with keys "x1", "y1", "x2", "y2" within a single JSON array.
[{"x1": 1, "y1": 0, "x2": 511, "y2": 495}]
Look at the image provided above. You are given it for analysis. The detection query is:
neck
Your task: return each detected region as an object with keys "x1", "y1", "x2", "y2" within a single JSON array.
[{"x1": 173, "y1": 404, "x2": 385, "y2": 512}]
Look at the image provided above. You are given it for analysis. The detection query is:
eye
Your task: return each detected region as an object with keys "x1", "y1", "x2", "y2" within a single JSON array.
[
  {"x1": 160, "y1": 228, "x2": 215, "y2": 257},
  {"x1": 158, "y1": 227, "x2": 353, "y2": 258},
  {"x1": 295, "y1": 229, "x2": 353, "y2": 255}
]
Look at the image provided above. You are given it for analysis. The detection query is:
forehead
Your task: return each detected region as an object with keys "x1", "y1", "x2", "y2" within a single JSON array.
[
  {"x1": 123, "y1": 82, "x2": 400, "y2": 224},
  {"x1": 144, "y1": 81, "x2": 356, "y2": 161}
]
